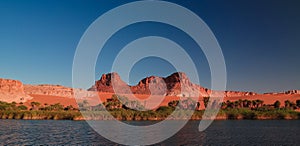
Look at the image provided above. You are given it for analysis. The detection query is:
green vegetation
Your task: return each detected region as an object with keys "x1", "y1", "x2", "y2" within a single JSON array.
[
  {"x1": 217, "y1": 108, "x2": 299, "y2": 120},
  {"x1": 216, "y1": 99, "x2": 300, "y2": 120},
  {"x1": 203, "y1": 97, "x2": 210, "y2": 108},
  {"x1": 0, "y1": 101, "x2": 80, "y2": 120},
  {"x1": 77, "y1": 96, "x2": 300, "y2": 120},
  {"x1": 0, "y1": 110, "x2": 81, "y2": 120},
  {"x1": 0, "y1": 95, "x2": 299, "y2": 120},
  {"x1": 284, "y1": 100, "x2": 297, "y2": 110},
  {"x1": 274, "y1": 100, "x2": 281, "y2": 109},
  {"x1": 297, "y1": 100, "x2": 300, "y2": 108}
]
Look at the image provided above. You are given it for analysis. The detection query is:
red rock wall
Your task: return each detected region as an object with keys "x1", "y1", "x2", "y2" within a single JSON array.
[
  {"x1": 90, "y1": 72, "x2": 257, "y2": 98},
  {"x1": 24, "y1": 84, "x2": 95, "y2": 98},
  {"x1": 0, "y1": 78, "x2": 32, "y2": 103}
]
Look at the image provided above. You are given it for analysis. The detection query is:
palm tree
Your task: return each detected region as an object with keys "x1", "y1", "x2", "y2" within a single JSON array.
[
  {"x1": 246, "y1": 100, "x2": 252, "y2": 108},
  {"x1": 242, "y1": 99, "x2": 251, "y2": 108},
  {"x1": 226, "y1": 100, "x2": 234, "y2": 109},
  {"x1": 256, "y1": 100, "x2": 264, "y2": 108},
  {"x1": 168, "y1": 100, "x2": 179, "y2": 108},
  {"x1": 64, "y1": 105, "x2": 74, "y2": 111},
  {"x1": 284, "y1": 100, "x2": 291, "y2": 108},
  {"x1": 296, "y1": 100, "x2": 300, "y2": 108},
  {"x1": 234, "y1": 101, "x2": 239, "y2": 108},
  {"x1": 274, "y1": 100, "x2": 281, "y2": 109},
  {"x1": 252, "y1": 100, "x2": 257, "y2": 109},
  {"x1": 238, "y1": 99, "x2": 243, "y2": 108},
  {"x1": 203, "y1": 97, "x2": 210, "y2": 108},
  {"x1": 220, "y1": 102, "x2": 227, "y2": 109},
  {"x1": 30, "y1": 102, "x2": 41, "y2": 110},
  {"x1": 196, "y1": 102, "x2": 201, "y2": 110}
]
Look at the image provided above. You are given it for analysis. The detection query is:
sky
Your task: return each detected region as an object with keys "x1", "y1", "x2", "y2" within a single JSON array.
[{"x1": 0, "y1": 0, "x2": 300, "y2": 93}]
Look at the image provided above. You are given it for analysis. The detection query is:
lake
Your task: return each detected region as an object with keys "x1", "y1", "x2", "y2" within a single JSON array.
[{"x1": 0, "y1": 120, "x2": 299, "y2": 145}]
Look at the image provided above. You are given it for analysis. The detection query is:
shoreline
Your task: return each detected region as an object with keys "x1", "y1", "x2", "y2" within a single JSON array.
[
  {"x1": 0, "y1": 110, "x2": 299, "y2": 121},
  {"x1": 1, "y1": 96, "x2": 300, "y2": 121}
]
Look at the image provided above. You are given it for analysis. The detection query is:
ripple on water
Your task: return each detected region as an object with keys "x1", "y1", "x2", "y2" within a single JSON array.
[{"x1": 0, "y1": 120, "x2": 299, "y2": 145}]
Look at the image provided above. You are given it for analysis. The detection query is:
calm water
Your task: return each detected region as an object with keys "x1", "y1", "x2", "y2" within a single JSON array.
[{"x1": 0, "y1": 120, "x2": 299, "y2": 145}]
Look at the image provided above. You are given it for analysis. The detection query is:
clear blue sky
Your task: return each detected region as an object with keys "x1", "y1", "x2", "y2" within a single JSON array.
[{"x1": 0, "y1": 0, "x2": 299, "y2": 93}]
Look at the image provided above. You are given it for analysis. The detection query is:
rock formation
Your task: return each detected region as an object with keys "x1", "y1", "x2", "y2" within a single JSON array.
[
  {"x1": 88, "y1": 72, "x2": 131, "y2": 94},
  {"x1": 24, "y1": 84, "x2": 95, "y2": 98},
  {"x1": 3, "y1": 72, "x2": 299, "y2": 104},
  {"x1": 284, "y1": 90, "x2": 300, "y2": 95},
  {"x1": 0, "y1": 78, "x2": 32, "y2": 103},
  {"x1": 89, "y1": 72, "x2": 258, "y2": 97},
  {"x1": 89, "y1": 72, "x2": 201, "y2": 97},
  {"x1": 131, "y1": 76, "x2": 167, "y2": 95},
  {"x1": 264, "y1": 90, "x2": 300, "y2": 95},
  {"x1": 225, "y1": 91, "x2": 257, "y2": 97}
]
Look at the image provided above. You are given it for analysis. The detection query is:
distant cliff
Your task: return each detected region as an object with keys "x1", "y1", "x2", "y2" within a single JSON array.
[
  {"x1": 88, "y1": 72, "x2": 257, "y2": 97},
  {"x1": 1, "y1": 72, "x2": 299, "y2": 103},
  {"x1": 24, "y1": 84, "x2": 95, "y2": 98},
  {"x1": 0, "y1": 78, "x2": 32, "y2": 103},
  {"x1": 0, "y1": 79, "x2": 94, "y2": 103}
]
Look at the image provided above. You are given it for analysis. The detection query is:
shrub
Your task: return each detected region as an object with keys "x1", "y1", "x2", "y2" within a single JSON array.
[
  {"x1": 296, "y1": 100, "x2": 300, "y2": 108},
  {"x1": 203, "y1": 97, "x2": 210, "y2": 108},
  {"x1": 241, "y1": 110, "x2": 257, "y2": 119},
  {"x1": 17, "y1": 105, "x2": 28, "y2": 110},
  {"x1": 274, "y1": 100, "x2": 281, "y2": 109}
]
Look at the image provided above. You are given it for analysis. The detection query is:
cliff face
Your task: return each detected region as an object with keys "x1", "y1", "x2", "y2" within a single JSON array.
[
  {"x1": 1, "y1": 72, "x2": 299, "y2": 104},
  {"x1": 24, "y1": 84, "x2": 95, "y2": 98},
  {"x1": 0, "y1": 78, "x2": 95, "y2": 103},
  {"x1": 284, "y1": 90, "x2": 300, "y2": 95},
  {"x1": 0, "y1": 78, "x2": 32, "y2": 103},
  {"x1": 88, "y1": 72, "x2": 131, "y2": 94},
  {"x1": 131, "y1": 76, "x2": 166, "y2": 95},
  {"x1": 89, "y1": 72, "x2": 200, "y2": 96},
  {"x1": 89, "y1": 72, "x2": 258, "y2": 97},
  {"x1": 0, "y1": 72, "x2": 262, "y2": 104},
  {"x1": 264, "y1": 90, "x2": 300, "y2": 95},
  {"x1": 163, "y1": 72, "x2": 204, "y2": 97},
  {"x1": 225, "y1": 91, "x2": 257, "y2": 97}
]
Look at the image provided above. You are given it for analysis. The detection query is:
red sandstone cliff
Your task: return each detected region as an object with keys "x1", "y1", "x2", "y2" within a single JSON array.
[
  {"x1": 0, "y1": 78, "x2": 32, "y2": 103},
  {"x1": 24, "y1": 84, "x2": 95, "y2": 98},
  {"x1": 89, "y1": 72, "x2": 258, "y2": 98},
  {"x1": 1, "y1": 72, "x2": 299, "y2": 104},
  {"x1": 0, "y1": 78, "x2": 95, "y2": 103}
]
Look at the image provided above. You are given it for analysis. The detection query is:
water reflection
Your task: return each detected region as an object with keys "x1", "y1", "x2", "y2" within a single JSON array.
[{"x1": 0, "y1": 120, "x2": 299, "y2": 145}]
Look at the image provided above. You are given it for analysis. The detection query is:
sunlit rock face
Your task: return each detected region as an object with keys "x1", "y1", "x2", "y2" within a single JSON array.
[
  {"x1": 284, "y1": 90, "x2": 300, "y2": 95},
  {"x1": 90, "y1": 72, "x2": 258, "y2": 98},
  {"x1": 88, "y1": 72, "x2": 131, "y2": 94},
  {"x1": 0, "y1": 78, "x2": 32, "y2": 103},
  {"x1": 24, "y1": 84, "x2": 95, "y2": 98}
]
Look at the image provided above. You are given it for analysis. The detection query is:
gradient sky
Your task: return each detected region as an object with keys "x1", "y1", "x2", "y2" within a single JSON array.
[{"x1": 0, "y1": 0, "x2": 300, "y2": 93}]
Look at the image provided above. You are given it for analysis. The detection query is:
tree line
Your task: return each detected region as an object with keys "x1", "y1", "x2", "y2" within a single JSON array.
[{"x1": 0, "y1": 95, "x2": 300, "y2": 120}]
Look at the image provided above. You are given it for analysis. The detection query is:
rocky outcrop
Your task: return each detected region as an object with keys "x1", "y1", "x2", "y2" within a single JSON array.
[
  {"x1": 0, "y1": 78, "x2": 32, "y2": 103},
  {"x1": 24, "y1": 84, "x2": 95, "y2": 98},
  {"x1": 264, "y1": 90, "x2": 300, "y2": 95},
  {"x1": 284, "y1": 90, "x2": 300, "y2": 95},
  {"x1": 129, "y1": 72, "x2": 204, "y2": 97},
  {"x1": 163, "y1": 72, "x2": 203, "y2": 97},
  {"x1": 131, "y1": 76, "x2": 166, "y2": 95},
  {"x1": 88, "y1": 72, "x2": 131, "y2": 94},
  {"x1": 89, "y1": 72, "x2": 258, "y2": 98},
  {"x1": 225, "y1": 91, "x2": 257, "y2": 97},
  {"x1": 89, "y1": 72, "x2": 202, "y2": 97},
  {"x1": 2, "y1": 72, "x2": 300, "y2": 105}
]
